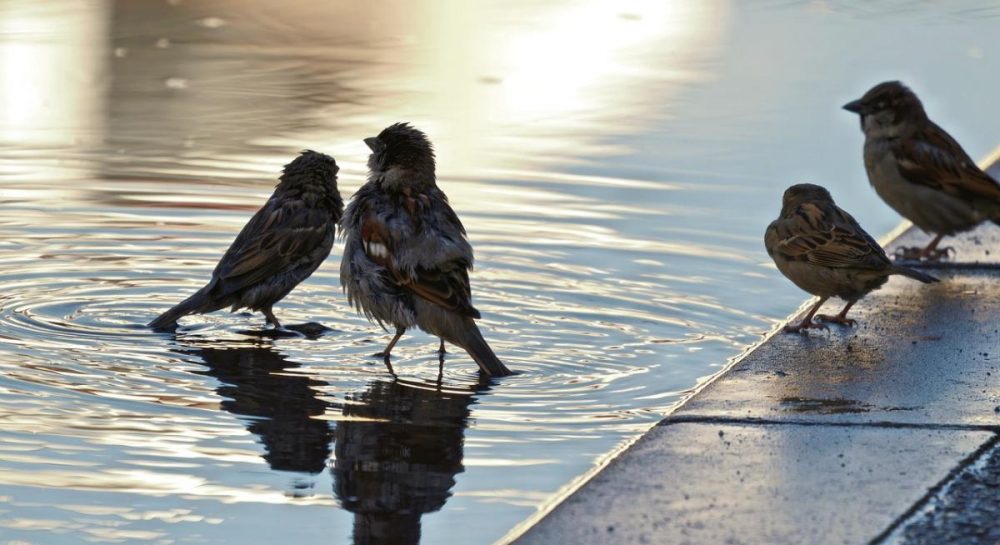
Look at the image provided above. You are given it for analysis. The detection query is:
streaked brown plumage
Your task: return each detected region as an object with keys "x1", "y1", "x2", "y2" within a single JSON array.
[
  {"x1": 149, "y1": 150, "x2": 343, "y2": 330},
  {"x1": 340, "y1": 123, "x2": 512, "y2": 377},
  {"x1": 844, "y1": 81, "x2": 1000, "y2": 260},
  {"x1": 765, "y1": 183, "x2": 938, "y2": 333}
]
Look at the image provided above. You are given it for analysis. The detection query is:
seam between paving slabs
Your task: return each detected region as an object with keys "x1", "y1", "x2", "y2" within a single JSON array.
[
  {"x1": 867, "y1": 433, "x2": 1000, "y2": 545},
  {"x1": 662, "y1": 415, "x2": 1000, "y2": 434},
  {"x1": 905, "y1": 263, "x2": 1000, "y2": 270}
]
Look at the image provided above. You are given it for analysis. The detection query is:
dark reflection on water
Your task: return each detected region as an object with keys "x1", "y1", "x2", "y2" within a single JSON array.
[
  {"x1": 334, "y1": 380, "x2": 479, "y2": 545},
  {"x1": 185, "y1": 343, "x2": 334, "y2": 474},
  {"x1": 184, "y1": 339, "x2": 477, "y2": 545}
]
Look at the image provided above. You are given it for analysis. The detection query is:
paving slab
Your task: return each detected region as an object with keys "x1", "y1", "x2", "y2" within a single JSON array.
[
  {"x1": 675, "y1": 268, "x2": 1000, "y2": 427},
  {"x1": 513, "y1": 423, "x2": 992, "y2": 545},
  {"x1": 887, "y1": 437, "x2": 1000, "y2": 545}
]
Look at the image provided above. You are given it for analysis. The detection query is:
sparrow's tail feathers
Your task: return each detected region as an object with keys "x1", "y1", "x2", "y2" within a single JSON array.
[
  {"x1": 148, "y1": 290, "x2": 211, "y2": 330},
  {"x1": 454, "y1": 320, "x2": 512, "y2": 377},
  {"x1": 890, "y1": 266, "x2": 940, "y2": 284}
]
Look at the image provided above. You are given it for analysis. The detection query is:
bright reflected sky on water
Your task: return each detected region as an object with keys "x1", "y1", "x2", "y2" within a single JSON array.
[{"x1": 1, "y1": 1, "x2": 999, "y2": 544}]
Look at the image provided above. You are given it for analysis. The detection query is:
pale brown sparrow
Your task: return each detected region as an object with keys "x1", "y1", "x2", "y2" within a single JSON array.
[
  {"x1": 843, "y1": 81, "x2": 1000, "y2": 261},
  {"x1": 765, "y1": 184, "x2": 939, "y2": 333}
]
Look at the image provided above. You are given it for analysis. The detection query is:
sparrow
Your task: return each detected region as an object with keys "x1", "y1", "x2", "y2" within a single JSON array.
[
  {"x1": 339, "y1": 122, "x2": 512, "y2": 377},
  {"x1": 765, "y1": 183, "x2": 939, "y2": 333},
  {"x1": 149, "y1": 150, "x2": 343, "y2": 330},
  {"x1": 843, "y1": 81, "x2": 1000, "y2": 260}
]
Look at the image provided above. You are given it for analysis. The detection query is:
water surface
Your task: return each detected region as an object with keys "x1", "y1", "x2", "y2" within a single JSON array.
[{"x1": 2, "y1": 1, "x2": 1000, "y2": 544}]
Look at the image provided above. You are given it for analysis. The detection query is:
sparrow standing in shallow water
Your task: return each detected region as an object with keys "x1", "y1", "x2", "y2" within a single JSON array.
[
  {"x1": 149, "y1": 151, "x2": 343, "y2": 330},
  {"x1": 765, "y1": 184, "x2": 939, "y2": 333},
  {"x1": 339, "y1": 123, "x2": 512, "y2": 377},
  {"x1": 844, "y1": 81, "x2": 1000, "y2": 260}
]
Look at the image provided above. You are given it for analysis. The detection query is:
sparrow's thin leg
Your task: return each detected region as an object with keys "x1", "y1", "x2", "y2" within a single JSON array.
[
  {"x1": 920, "y1": 233, "x2": 954, "y2": 261},
  {"x1": 382, "y1": 354, "x2": 396, "y2": 376},
  {"x1": 783, "y1": 297, "x2": 829, "y2": 334},
  {"x1": 437, "y1": 338, "x2": 447, "y2": 355},
  {"x1": 437, "y1": 351, "x2": 445, "y2": 383},
  {"x1": 373, "y1": 327, "x2": 405, "y2": 358},
  {"x1": 817, "y1": 300, "x2": 857, "y2": 326},
  {"x1": 262, "y1": 307, "x2": 282, "y2": 329}
]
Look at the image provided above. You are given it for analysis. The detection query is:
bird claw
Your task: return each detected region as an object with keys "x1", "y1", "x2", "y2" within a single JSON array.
[
  {"x1": 783, "y1": 320, "x2": 828, "y2": 334},
  {"x1": 816, "y1": 314, "x2": 857, "y2": 327},
  {"x1": 924, "y1": 246, "x2": 955, "y2": 261},
  {"x1": 892, "y1": 246, "x2": 925, "y2": 262},
  {"x1": 893, "y1": 245, "x2": 954, "y2": 263}
]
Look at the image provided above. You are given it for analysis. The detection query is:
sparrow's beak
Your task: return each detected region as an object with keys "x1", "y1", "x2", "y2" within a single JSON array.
[
  {"x1": 364, "y1": 137, "x2": 383, "y2": 152},
  {"x1": 842, "y1": 99, "x2": 865, "y2": 114}
]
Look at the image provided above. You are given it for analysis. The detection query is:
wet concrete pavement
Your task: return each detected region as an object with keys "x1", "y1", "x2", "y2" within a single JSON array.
[
  {"x1": 887, "y1": 438, "x2": 1000, "y2": 545},
  {"x1": 505, "y1": 171, "x2": 1000, "y2": 544}
]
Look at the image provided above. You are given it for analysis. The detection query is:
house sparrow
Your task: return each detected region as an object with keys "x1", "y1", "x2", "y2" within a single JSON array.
[
  {"x1": 149, "y1": 150, "x2": 343, "y2": 330},
  {"x1": 843, "y1": 81, "x2": 1000, "y2": 260},
  {"x1": 339, "y1": 123, "x2": 512, "y2": 377},
  {"x1": 765, "y1": 183, "x2": 939, "y2": 333}
]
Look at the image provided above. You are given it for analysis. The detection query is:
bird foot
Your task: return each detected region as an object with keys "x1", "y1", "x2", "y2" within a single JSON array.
[
  {"x1": 816, "y1": 314, "x2": 857, "y2": 327},
  {"x1": 892, "y1": 246, "x2": 924, "y2": 262},
  {"x1": 893, "y1": 246, "x2": 954, "y2": 262},
  {"x1": 372, "y1": 351, "x2": 391, "y2": 358},
  {"x1": 923, "y1": 246, "x2": 955, "y2": 261},
  {"x1": 783, "y1": 320, "x2": 828, "y2": 334}
]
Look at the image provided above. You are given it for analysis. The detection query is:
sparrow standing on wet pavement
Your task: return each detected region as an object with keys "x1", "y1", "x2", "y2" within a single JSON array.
[
  {"x1": 844, "y1": 81, "x2": 1000, "y2": 260},
  {"x1": 149, "y1": 150, "x2": 343, "y2": 330},
  {"x1": 339, "y1": 122, "x2": 512, "y2": 377},
  {"x1": 765, "y1": 183, "x2": 939, "y2": 333}
]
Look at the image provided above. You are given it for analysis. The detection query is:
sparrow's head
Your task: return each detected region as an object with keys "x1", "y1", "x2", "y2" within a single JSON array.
[
  {"x1": 781, "y1": 183, "x2": 833, "y2": 214},
  {"x1": 843, "y1": 81, "x2": 926, "y2": 137},
  {"x1": 364, "y1": 122, "x2": 436, "y2": 191},
  {"x1": 279, "y1": 150, "x2": 340, "y2": 191}
]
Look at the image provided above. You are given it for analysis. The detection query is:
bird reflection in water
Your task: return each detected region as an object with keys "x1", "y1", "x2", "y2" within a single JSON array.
[
  {"x1": 184, "y1": 342, "x2": 333, "y2": 474},
  {"x1": 180, "y1": 340, "x2": 483, "y2": 544},
  {"x1": 332, "y1": 378, "x2": 484, "y2": 545}
]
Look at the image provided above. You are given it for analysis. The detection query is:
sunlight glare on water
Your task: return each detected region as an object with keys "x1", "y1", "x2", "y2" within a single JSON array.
[{"x1": 2, "y1": 0, "x2": 1000, "y2": 544}]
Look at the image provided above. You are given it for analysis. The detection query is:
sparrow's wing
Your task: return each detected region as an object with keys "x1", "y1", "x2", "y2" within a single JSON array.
[
  {"x1": 360, "y1": 204, "x2": 481, "y2": 319},
  {"x1": 399, "y1": 262, "x2": 479, "y2": 318},
  {"x1": 773, "y1": 202, "x2": 891, "y2": 270},
  {"x1": 894, "y1": 122, "x2": 1000, "y2": 203},
  {"x1": 208, "y1": 195, "x2": 332, "y2": 298}
]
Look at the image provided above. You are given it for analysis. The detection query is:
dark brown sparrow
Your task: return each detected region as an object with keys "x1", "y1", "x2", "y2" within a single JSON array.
[
  {"x1": 149, "y1": 150, "x2": 343, "y2": 330},
  {"x1": 843, "y1": 81, "x2": 1000, "y2": 260},
  {"x1": 339, "y1": 123, "x2": 512, "y2": 377},
  {"x1": 765, "y1": 183, "x2": 939, "y2": 333}
]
